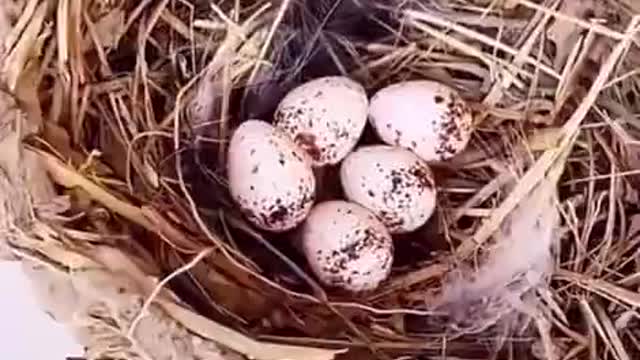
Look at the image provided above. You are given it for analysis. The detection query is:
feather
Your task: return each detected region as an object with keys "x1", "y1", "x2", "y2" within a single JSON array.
[{"x1": 434, "y1": 151, "x2": 567, "y2": 335}]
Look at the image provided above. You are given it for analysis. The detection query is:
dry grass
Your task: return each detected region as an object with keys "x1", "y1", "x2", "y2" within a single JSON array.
[{"x1": 5, "y1": 0, "x2": 640, "y2": 359}]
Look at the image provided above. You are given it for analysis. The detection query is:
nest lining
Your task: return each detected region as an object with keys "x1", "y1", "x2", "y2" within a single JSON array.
[{"x1": 2, "y1": 0, "x2": 640, "y2": 359}]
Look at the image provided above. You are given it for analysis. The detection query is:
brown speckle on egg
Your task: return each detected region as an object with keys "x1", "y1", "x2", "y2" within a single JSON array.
[
  {"x1": 301, "y1": 201, "x2": 393, "y2": 292},
  {"x1": 294, "y1": 132, "x2": 322, "y2": 161},
  {"x1": 274, "y1": 76, "x2": 368, "y2": 166},
  {"x1": 341, "y1": 145, "x2": 437, "y2": 234},
  {"x1": 227, "y1": 120, "x2": 316, "y2": 232},
  {"x1": 369, "y1": 80, "x2": 473, "y2": 161}
]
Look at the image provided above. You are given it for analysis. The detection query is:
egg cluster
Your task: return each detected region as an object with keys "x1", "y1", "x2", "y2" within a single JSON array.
[{"x1": 227, "y1": 76, "x2": 473, "y2": 292}]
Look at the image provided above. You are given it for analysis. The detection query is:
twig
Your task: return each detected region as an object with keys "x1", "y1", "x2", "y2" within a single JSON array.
[{"x1": 127, "y1": 247, "x2": 214, "y2": 337}]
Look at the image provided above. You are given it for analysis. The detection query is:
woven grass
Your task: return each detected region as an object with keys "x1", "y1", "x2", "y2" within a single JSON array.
[{"x1": 2, "y1": 0, "x2": 640, "y2": 359}]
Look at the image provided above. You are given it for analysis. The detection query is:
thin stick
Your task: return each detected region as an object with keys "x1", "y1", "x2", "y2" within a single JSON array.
[
  {"x1": 246, "y1": 0, "x2": 286, "y2": 86},
  {"x1": 406, "y1": 9, "x2": 561, "y2": 80},
  {"x1": 516, "y1": 0, "x2": 627, "y2": 40},
  {"x1": 127, "y1": 247, "x2": 214, "y2": 337}
]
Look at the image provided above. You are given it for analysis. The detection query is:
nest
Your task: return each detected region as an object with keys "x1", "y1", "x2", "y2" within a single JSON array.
[{"x1": 2, "y1": 0, "x2": 640, "y2": 359}]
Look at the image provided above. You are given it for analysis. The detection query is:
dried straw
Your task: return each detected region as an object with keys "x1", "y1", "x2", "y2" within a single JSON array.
[{"x1": 2, "y1": 0, "x2": 640, "y2": 359}]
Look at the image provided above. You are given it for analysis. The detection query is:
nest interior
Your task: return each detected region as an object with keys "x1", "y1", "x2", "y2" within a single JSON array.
[{"x1": 5, "y1": 0, "x2": 640, "y2": 359}]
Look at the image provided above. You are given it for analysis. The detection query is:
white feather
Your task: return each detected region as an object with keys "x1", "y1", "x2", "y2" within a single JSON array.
[{"x1": 437, "y1": 168, "x2": 562, "y2": 334}]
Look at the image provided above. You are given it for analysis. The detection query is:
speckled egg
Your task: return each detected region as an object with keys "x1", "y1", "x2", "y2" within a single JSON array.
[
  {"x1": 227, "y1": 120, "x2": 316, "y2": 232},
  {"x1": 301, "y1": 200, "x2": 393, "y2": 292},
  {"x1": 368, "y1": 80, "x2": 473, "y2": 161},
  {"x1": 340, "y1": 145, "x2": 437, "y2": 234},
  {"x1": 274, "y1": 76, "x2": 368, "y2": 166}
]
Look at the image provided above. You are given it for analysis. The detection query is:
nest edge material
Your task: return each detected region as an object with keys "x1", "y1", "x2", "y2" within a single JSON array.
[{"x1": 2, "y1": 1, "x2": 640, "y2": 360}]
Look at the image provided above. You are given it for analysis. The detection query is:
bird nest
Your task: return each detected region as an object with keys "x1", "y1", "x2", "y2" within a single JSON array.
[{"x1": 3, "y1": 0, "x2": 640, "y2": 359}]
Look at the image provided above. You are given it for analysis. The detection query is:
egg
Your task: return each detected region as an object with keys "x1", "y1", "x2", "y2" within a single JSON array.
[
  {"x1": 340, "y1": 145, "x2": 437, "y2": 234},
  {"x1": 368, "y1": 80, "x2": 473, "y2": 161},
  {"x1": 274, "y1": 76, "x2": 368, "y2": 166},
  {"x1": 227, "y1": 120, "x2": 316, "y2": 232},
  {"x1": 301, "y1": 200, "x2": 393, "y2": 292}
]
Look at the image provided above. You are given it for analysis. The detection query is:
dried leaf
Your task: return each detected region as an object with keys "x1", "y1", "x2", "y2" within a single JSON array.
[
  {"x1": 527, "y1": 127, "x2": 563, "y2": 151},
  {"x1": 546, "y1": 1, "x2": 593, "y2": 70},
  {"x1": 36, "y1": 149, "x2": 155, "y2": 230},
  {"x1": 1, "y1": 2, "x2": 48, "y2": 91},
  {"x1": 22, "y1": 260, "x2": 82, "y2": 323},
  {"x1": 82, "y1": 8, "x2": 125, "y2": 51},
  {"x1": 23, "y1": 149, "x2": 56, "y2": 203},
  {"x1": 190, "y1": 13, "x2": 266, "y2": 135},
  {"x1": 142, "y1": 156, "x2": 159, "y2": 189},
  {"x1": 620, "y1": 0, "x2": 640, "y2": 14},
  {"x1": 14, "y1": 60, "x2": 43, "y2": 133},
  {"x1": 22, "y1": 237, "x2": 341, "y2": 360},
  {"x1": 158, "y1": 299, "x2": 347, "y2": 360},
  {"x1": 90, "y1": 245, "x2": 163, "y2": 289},
  {"x1": 0, "y1": 98, "x2": 21, "y2": 177},
  {"x1": 627, "y1": 214, "x2": 640, "y2": 238},
  {"x1": 4, "y1": 0, "x2": 38, "y2": 54},
  {"x1": 15, "y1": 233, "x2": 239, "y2": 360},
  {"x1": 0, "y1": 1, "x2": 12, "y2": 53}
]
